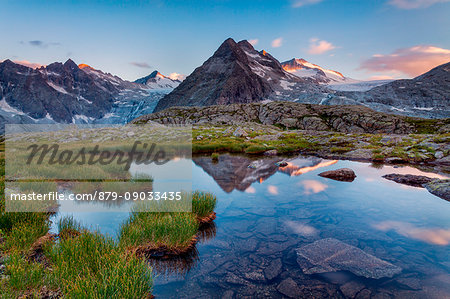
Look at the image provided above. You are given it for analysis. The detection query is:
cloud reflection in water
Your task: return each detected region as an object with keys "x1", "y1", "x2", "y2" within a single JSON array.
[{"x1": 373, "y1": 221, "x2": 450, "y2": 245}]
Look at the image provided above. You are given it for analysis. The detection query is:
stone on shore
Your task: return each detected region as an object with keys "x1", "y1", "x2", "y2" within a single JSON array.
[
  {"x1": 233, "y1": 127, "x2": 248, "y2": 137},
  {"x1": 296, "y1": 238, "x2": 402, "y2": 279},
  {"x1": 318, "y1": 168, "x2": 356, "y2": 182},
  {"x1": 424, "y1": 179, "x2": 450, "y2": 201}
]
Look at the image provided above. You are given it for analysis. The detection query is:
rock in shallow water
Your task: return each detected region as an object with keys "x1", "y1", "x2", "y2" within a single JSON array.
[
  {"x1": 318, "y1": 168, "x2": 356, "y2": 182},
  {"x1": 296, "y1": 238, "x2": 402, "y2": 279},
  {"x1": 382, "y1": 173, "x2": 434, "y2": 187},
  {"x1": 424, "y1": 179, "x2": 450, "y2": 201},
  {"x1": 277, "y1": 278, "x2": 302, "y2": 298}
]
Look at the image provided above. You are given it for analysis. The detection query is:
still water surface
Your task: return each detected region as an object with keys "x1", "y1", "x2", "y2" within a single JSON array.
[{"x1": 51, "y1": 155, "x2": 450, "y2": 298}]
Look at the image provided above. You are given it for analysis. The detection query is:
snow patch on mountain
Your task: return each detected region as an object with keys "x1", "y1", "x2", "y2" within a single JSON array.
[{"x1": 134, "y1": 71, "x2": 181, "y2": 89}]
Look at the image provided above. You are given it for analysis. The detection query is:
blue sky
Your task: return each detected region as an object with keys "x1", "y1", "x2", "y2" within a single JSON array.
[{"x1": 1, "y1": 0, "x2": 449, "y2": 80}]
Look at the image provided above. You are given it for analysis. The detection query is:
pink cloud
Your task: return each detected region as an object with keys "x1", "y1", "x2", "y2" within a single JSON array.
[
  {"x1": 299, "y1": 180, "x2": 328, "y2": 195},
  {"x1": 308, "y1": 38, "x2": 336, "y2": 55},
  {"x1": 271, "y1": 37, "x2": 283, "y2": 48},
  {"x1": 360, "y1": 45, "x2": 450, "y2": 77},
  {"x1": 168, "y1": 72, "x2": 186, "y2": 81},
  {"x1": 292, "y1": 0, "x2": 323, "y2": 8},
  {"x1": 248, "y1": 39, "x2": 259, "y2": 46},
  {"x1": 13, "y1": 60, "x2": 44, "y2": 69},
  {"x1": 368, "y1": 75, "x2": 396, "y2": 80},
  {"x1": 267, "y1": 185, "x2": 278, "y2": 195},
  {"x1": 245, "y1": 186, "x2": 256, "y2": 193},
  {"x1": 389, "y1": 0, "x2": 450, "y2": 9},
  {"x1": 373, "y1": 221, "x2": 450, "y2": 245}
]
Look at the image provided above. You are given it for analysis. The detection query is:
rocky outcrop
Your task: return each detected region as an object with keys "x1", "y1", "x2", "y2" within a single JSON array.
[
  {"x1": 382, "y1": 174, "x2": 434, "y2": 187},
  {"x1": 134, "y1": 101, "x2": 449, "y2": 134},
  {"x1": 424, "y1": 179, "x2": 450, "y2": 201},
  {"x1": 318, "y1": 168, "x2": 356, "y2": 182},
  {"x1": 382, "y1": 175, "x2": 449, "y2": 200},
  {"x1": 296, "y1": 238, "x2": 402, "y2": 279}
]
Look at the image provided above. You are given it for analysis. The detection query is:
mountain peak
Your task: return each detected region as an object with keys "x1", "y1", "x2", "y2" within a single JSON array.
[
  {"x1": 133, "y1": 70, "x2": 180, "y2": 89},
  {"x1": 63, "y1": 59, "x2": 78, "y2": 70},
  {"x1": 148, "y1": 70, "x2": 165, "y2": 79},
  {"x1": 237, "y1": 40, "x2": 255, "y2": 51}
]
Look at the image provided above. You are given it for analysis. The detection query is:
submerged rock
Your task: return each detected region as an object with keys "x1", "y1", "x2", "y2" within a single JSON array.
[
  {"x1": 424, "y1": 179, "x2": 450, "y2": 201},
  {"x1": 277, "y1": 278, "x2": 302, "y2": 298},
  {"x1": 296, "y1": 238, "x2": 402, "y2": 279},
  {"x1": 318, "y1": 168, "x2": 356, "y2": 182},
  {"x1": 382, "y1": 174, "x2": 434, "y2": 187},
  {"x1": 264, "y1": 258, "x2": 282, "y2": 280}
]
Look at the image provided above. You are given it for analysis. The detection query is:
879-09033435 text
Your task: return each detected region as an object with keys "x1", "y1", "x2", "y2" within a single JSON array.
[{"x1": 8, "y1": 191, "x2": 183, "y2": 201}]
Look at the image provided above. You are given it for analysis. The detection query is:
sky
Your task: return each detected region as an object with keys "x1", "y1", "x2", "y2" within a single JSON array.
[{"x1": 0, "y1": 0, "x2": 449, "y2": 81}]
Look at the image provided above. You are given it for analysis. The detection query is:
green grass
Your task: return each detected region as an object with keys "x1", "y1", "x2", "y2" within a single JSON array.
[
  {"x1": 118, "y1": 190, "x2": 217, "y2": 252},
  {"x1": 192, "y1": 191, "x2": 217, "y2": 219},
  {"x1": 405, "y1": 117, "x2": 449, "y2": 134},
  {"x1": 49, "y1": 230, "x2": 153, "y2": 298},
  {"x1": 211, "y1": 153, "x2": 219, "y2": 162},
  {"x1": 3, "y1": 251, "x2": 53, "y2": 291},
  {"x1": 57, "y1": 215, "x2": 82, "y2": 240},
  {"x1": 119, "y1": 212, "x2": 199, "y2": 252},
  {"x1": 244, "y1": 145, "x2": 268, "y2": 154}
]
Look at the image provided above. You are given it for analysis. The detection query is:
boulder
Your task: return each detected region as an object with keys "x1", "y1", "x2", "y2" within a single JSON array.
[
  {"x1": 296, "y1": 238, "x2": 402, "y2": 279},
  {"x1": 382, "y1": 174, "x2": 433, "y2": 187},
  {"x1": 424, "y1": 179, "x2": 450, "y2": 201},
  {"x1": 318, "y1": 168, "x2": 356, "y2": 182},
  {"x1": 233, "y1": 127, "x2": 248, "y2": 137}
]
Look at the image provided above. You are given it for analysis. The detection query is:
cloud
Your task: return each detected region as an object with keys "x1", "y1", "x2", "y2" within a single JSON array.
[
  {"x1": 373, "y1": 221, "x2": 450, "y2": 245},
  {"x1": 368, "y1": 75, "x2": 396, "y2": 80},
  {"x1": 300, "y1": 180, "x2": 328, "y2": 195},
  {"x1": 308, "y1": 38, "x2": 336, "y2": 55},
  {"x1": 271, "y1": 37, "x2": 283, "y2": 48},
  {"x1": 13, "y1": 60, "x2": 44, "y2": 69},
  {"x1": 168, "y1": 72, "x2": 186, "y2": 81},
  {"x1": 248, "y1": 39, "x2": 259, "y2": 46},
  {"x1": 129, "y1": 62, "x2": 152, "y2": 69},
  {"x1": 388, "y1": 0, "x2": 450, "y2": 9},
  {"x1": 25, "y1": 40, "x2": 60, "y2": 48},
  {"x1": 245, "y1": 186, "x2": 256, "y2": 193},
  {"x1": 284, "y1": 220, "x2": 318, "y2": 236},
  {"x1": 359, "y1": 45, "x2": 450, "y2": 77},
  {"x1": 292, "y1": 0, "x2": 323, "y2": 8},
  {"x1": 267, "y1": 185, "x2": 278, "y2": 195}
]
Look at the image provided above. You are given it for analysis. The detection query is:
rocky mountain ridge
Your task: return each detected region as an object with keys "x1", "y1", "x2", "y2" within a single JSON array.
[
  {"x1": 154, "y1": 38, "x2": 450, "y2": 118},
  {"x1": 134, "y1": 101, "x2": 450, "y2": 134},
  {"x1": 0, "y1": 59, "x2": 176, "y2": 128}
]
